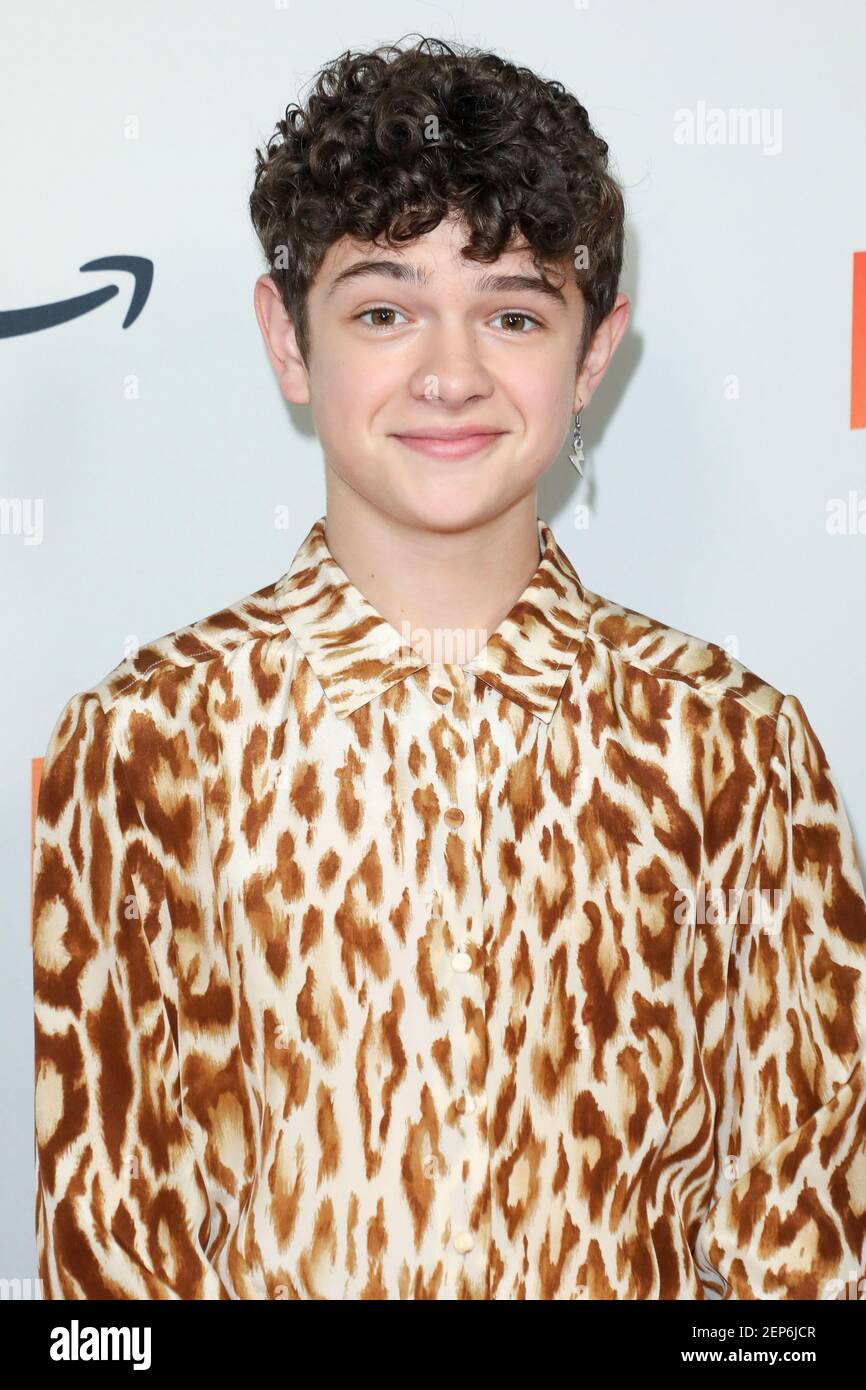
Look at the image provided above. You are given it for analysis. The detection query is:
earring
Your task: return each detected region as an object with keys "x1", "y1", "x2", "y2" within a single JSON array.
[{"x1": 569, "y1": 399, "x2": 585, "y2": 477}]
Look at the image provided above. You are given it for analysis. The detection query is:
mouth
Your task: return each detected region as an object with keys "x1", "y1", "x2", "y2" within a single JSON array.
[{"x1": 392, "y1": 431, "x2": 506, "y2": 460}]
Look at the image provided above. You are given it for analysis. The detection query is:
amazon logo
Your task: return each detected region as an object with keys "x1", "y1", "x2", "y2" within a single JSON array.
[{"x1": 0, "y1": 256, "x2": 152, "y2": 338}]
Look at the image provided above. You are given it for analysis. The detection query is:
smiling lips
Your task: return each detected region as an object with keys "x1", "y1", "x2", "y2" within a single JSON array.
[{"x1": 393, "y1": 429, "x2": 506, "y2": 459}]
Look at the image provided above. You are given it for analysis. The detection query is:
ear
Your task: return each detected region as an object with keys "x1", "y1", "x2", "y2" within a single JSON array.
[
  {"x1": 253, "y1": 274, "x2": 311, "y2": 405},
  {"x1": 573, "y1": 293, "x2": 631, "y2": 411}
]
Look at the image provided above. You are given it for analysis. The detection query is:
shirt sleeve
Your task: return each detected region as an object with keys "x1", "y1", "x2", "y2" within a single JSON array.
[
  {"x1": 31, "y1": 689, "x2": 230, "y2": 1299},
  {"x1": 694, "y1": 692, "x2": 866, "y2": 1300}
]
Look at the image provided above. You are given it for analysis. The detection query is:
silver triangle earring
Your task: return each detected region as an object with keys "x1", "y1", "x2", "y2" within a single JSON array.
[{"x1": 569, "y1": 399, "x2": 585, "y2": 477}]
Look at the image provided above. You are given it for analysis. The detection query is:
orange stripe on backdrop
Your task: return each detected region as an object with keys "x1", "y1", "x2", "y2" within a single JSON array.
[
  {"x1": 30, "y1": 757, "x2": 42, "y2": 939},
  {"x1": 853, "y1": 250, "x2": 866, "y2": 430}
]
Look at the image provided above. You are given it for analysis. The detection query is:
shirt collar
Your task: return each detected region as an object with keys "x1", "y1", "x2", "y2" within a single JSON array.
[{"x1": 272, "y1": 515, "x2": 593, "y2": 723}]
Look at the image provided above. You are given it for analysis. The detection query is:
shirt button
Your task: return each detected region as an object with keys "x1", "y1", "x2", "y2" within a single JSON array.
[
  {"x1": 451, "y1": 950, "x2": 472, "y2": 972},
  {"x1": 454, "y1": 1232, "x2": 474, "y2": 1254},
  {"x1": 444, "y1": 807, "x2": 464, "y2": 827},
  {"x1": 432, "y1": 685, "x2": 452, "y2": 704}
]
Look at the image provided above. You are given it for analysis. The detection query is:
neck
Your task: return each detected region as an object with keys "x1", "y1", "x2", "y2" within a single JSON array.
[{"x1": 322, "y1": 475, "x2": 543, "y2": 666}]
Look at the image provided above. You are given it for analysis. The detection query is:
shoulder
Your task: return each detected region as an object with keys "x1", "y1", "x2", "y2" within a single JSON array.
[
  {"x1": 578, "y1": 580, "x2": 785, "y2": 723},
  {"x1": 76, "y1": 572, "x2": 289, "y2": 718},
  {"x1": 37, "y1": 573, "x2": 292, "y2": 825}
]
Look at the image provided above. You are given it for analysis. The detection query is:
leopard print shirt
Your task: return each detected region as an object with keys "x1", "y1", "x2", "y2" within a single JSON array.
[{"x1": 32, "y1": 515, "x2": 866, "y2": 1299}]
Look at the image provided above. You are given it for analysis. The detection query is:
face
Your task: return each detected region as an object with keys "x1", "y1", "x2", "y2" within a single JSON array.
[{"x1": 255, "y1": 213, "x2": 629, "y2": 534}]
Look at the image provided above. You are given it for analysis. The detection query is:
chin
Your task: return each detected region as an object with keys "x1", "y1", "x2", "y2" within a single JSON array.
[{"x1": 393, "y1": 492, "x2": 516, "y2": 536}]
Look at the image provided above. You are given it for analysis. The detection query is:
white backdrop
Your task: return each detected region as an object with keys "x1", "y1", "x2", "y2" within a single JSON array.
[{"x1": 2, "y1": 0, "x2": 865, "y2": 1284}]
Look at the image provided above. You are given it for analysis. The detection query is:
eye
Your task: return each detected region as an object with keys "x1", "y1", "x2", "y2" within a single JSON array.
[
  {"x1": 354, "y1": 306, "x2": 409, "y2": 330},
  {"x1": 491, "y1": 311, "x2": 543, "y2": 333}
]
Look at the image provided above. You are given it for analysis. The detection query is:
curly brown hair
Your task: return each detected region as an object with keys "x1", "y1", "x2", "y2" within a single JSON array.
[{"x1": 249, "y1": 34, "x2": 626, "y2": 369}]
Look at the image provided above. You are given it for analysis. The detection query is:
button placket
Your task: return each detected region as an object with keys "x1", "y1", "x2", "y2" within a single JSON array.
[{"x1": 430, "y1": 664, "x2": 488, "y2": 1285}]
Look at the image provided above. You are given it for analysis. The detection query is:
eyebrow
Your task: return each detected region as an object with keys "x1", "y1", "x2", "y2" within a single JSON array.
[{"x1": 326, "y1": 258, "x2": 568, "y2": 306}]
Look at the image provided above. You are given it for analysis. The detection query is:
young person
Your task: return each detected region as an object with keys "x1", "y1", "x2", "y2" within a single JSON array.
[{"x1": 32, "y1": 36, "x2": 866, "y2": 1300}]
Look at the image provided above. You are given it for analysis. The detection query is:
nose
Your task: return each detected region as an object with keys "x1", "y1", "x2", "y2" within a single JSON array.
[{"x1": 407, "y1": 318, "x2": 495, "y2": 407}]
